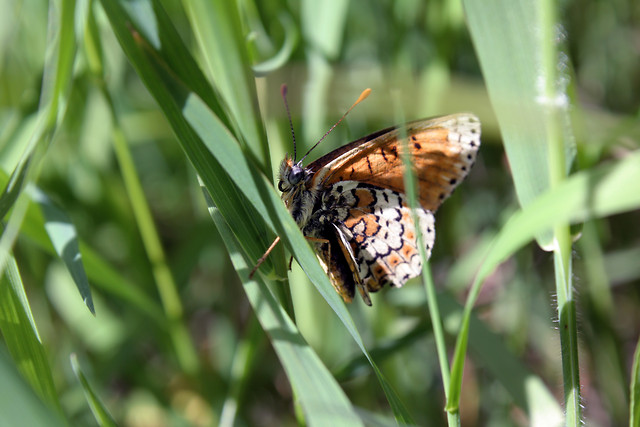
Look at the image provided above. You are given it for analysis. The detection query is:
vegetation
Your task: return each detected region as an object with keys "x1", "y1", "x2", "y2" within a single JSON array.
[{"x1": 0, "y1": 0, "x2": 638, "y2": 425}]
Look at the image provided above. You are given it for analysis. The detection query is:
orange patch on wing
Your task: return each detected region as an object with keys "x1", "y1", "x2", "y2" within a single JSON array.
[
  {"x1": 387, "y1": 253, "x2": 402, "y2": 266},
  {"x1": 311, "y1": 116, "x2": 479, "y2": 213},
  {"x1": 344, "y1": 212, "x2": 381, "y2": 237},
  {"x1": 354, "y1": 188, "x2": 375, "y2": 207},
  {"x1": 361, "y1": 215, "x2": 380, "y2": 237},
  {"x1": 402, "y1": 243, "x2": 416, "y2": 259}
]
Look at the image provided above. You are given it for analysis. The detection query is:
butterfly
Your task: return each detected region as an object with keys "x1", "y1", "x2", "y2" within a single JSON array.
[{"x1": 251, "y1": 86, "x2": 480, "y2": 306}]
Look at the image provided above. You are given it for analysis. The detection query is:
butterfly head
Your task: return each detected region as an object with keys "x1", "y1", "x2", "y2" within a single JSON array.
[{"x1": 278, "y1": 154, "x2": 316, "y2": 227}]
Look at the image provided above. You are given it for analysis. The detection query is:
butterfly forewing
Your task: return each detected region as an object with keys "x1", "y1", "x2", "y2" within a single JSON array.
[{"x1": 308, "y1": 114, "x2": 480, "y2": 212}]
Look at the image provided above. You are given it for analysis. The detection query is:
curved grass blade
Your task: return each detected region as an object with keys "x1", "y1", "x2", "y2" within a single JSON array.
[
  {"x1": 447, "y1": 149, "x2": 640, "y2": 412},
  {"x1": 438, "y1": 295, "x2": 563, "y2": 424},
  {"x1": 185, "y1": 0, "x2": 271, "y2": 168},
  {"x1": 99, "y1": 0, "x2": 274, "y2": 273},
  {"x1": 13, "y1": 186, "x2": 166, "y2": 325},
  {"x1": 0, "y1": 255, "x2": 62, "y2": 414},
  {"x1": 70, "y1": 354, "x2": 117, "y2": 427},
  {"x1": 251, "y1": 13, "x2": 299, "y2": 77},
  {"x1": 206, "y1": 191, "x2": 363, "y2": 426},
  {"x1": 463, "y1": 0, "x2": 575, "y2": 249},
  {"x1": 29, "y1": 186, "x2": 95, "y2": 315}
]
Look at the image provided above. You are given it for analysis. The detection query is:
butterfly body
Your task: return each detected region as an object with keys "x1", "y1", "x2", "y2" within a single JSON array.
[{"x1": 277, "y1": 113, "x2": 480, "y2": 306}]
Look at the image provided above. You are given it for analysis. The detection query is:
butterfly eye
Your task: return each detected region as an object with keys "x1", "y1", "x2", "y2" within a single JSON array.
[
  {"x1": 289, "y1": 166, "x2": 304, "y2": 185},
  {"x1": 277, "y1": 180, "x2": 286, "y2": 192}
]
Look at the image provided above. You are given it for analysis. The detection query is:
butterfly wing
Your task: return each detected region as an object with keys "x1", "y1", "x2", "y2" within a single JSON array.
[
  {"x1": 310, "y1": 182, "x2": 435, "y2": 302},
  {"x1": 308, "y1": 114, "x2": 480, "y2": 212},
  {"x1": 313, "y1": 221, "x2": 372, "y2": 304},
  {"x1": 337, "y1": 183, "x2": 435, "y2": 292}
]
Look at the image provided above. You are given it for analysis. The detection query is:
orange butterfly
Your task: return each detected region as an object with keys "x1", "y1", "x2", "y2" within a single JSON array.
[{"x1": 252, "y1": 86, "x2": 480, "y2": 306}]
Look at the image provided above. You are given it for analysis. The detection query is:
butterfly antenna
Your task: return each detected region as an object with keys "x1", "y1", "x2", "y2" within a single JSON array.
[
  {"x1": 299, "y1": 88, "x2": 371, "y2": 163},
  {"x1": 281, "y1": 84, "x2": 297, "y2": 161}
]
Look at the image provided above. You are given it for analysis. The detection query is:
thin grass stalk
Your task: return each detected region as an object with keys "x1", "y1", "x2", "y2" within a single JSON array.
[
  {"x1": 219, "y1": 314, "x2": 264, "y2": 427},
  {"x1": 394, "y1": 95, "x2": 456, "y2": 425},
  {"x1": 538, "y1": 0, "x2": 582, "y2": 423},
  {"x1": 109, "y1": 110, "x2": 200, "y2": 375}
]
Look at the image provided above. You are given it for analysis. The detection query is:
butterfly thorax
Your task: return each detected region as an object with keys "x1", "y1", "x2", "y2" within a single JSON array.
[{"x1": 278, "y1": 155, "x2": 319, "y2": 228}]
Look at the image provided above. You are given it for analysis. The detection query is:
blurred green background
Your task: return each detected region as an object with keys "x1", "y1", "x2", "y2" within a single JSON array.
[{"x1": 0, "y1": 0, "x2": 639, "y2": 426}]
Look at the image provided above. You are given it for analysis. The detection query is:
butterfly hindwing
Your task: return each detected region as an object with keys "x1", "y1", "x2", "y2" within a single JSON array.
[
  {"x1": 309, "y1": 181, "x2": 435, "y2": 302},
  {"x1": 338, "y1": 184, "x2": 435, "y2": 292}
]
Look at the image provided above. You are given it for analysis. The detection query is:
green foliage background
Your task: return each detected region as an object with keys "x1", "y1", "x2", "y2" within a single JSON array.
[{"x1": 0, "y1": 0, "x2": 639, "y2": 426}]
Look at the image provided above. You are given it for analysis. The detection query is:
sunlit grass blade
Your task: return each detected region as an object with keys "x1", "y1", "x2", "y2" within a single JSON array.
[
  {"x1": 185, "y1": 0, "x2": 271, "y2": 168},
  {"x1": 463, "y1": 1, "x2": 584, "y2": 423},
  {"x1": 300, "y1": 0, "x2": 350, "y2": 142},
  {"x1": 29, "y1": 187, "x2": 95, "y2": 314},
  {"x1": 463, "y1": 0, "x2": 575, "y2": 249},
  {"x1": 0, "y1": 255, "x2": 62, "y2": 414},
  {"x1": 0, "y1": 0, "x2": 77, "y2": 278},
  {"x1": 205, "y1": 191, "x2": 363, "y2": 427},
  {"x1": 394, "y1": 101, "x2": 454, "y2": 424},
  {"x1": 447, "y1": 149, "x2": 640, "y2": 412},
  {"x1": 70, "y1": 354, "x2": 117, "y2": 427}
]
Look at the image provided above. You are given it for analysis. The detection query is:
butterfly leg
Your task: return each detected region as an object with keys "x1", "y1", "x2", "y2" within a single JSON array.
[{"x1": 249, "y1": 236, "x2": 281, "y2": 279}]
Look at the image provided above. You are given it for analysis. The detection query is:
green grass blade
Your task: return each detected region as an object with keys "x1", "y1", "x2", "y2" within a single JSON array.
[
  {"x1": 110, "y1": 120, "x2": 199, "y2": 374},
  {"x1": 448, "y1": 149, "x2": 640, "y2": 412},
  {"x1": 206, "y1": 192, "x2": 363, "y2": 427},
  {"x1": 0, "y1": 255, "x2": 62, "y2": 414},
  {"x1": 185, "y1": 0, "x2": 271, "y2": 169},
  {"x1": 16, "y1": 200, "x2": 166, "y2": 325},
  {"x1": 219, "y1": 314, "x2": 264, "y2": 427},
  {"x1": 439, "y1": 295, "x2": 563, "y2": 424},
  {"x1": 631, "y1": 337, "x2": 640, "y2": 427},
  {"x1": 395, "y1": 101, "x2": 454, "y2": 424},
  {"x1": 70, "y1": 354, "x2": 117, "y2": 427},
  {"x1": 463, "y1": 0, "x2": 575, "y2": 249},
  {"x1": 0, "y1": 0, "x2": 77, "y2": 244},
  {"x1": 29, "y1": 187, "x2": 95, "y2": 314},
  {"x1": 251, "y1": 13, "x2": 299, "y2": 77},
  {"x1": 0, "y1": 164, "x2": 167, "y2": 326},
  {"x1": 300, "y1": 0, "x2": 350, "y2": 143}
]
